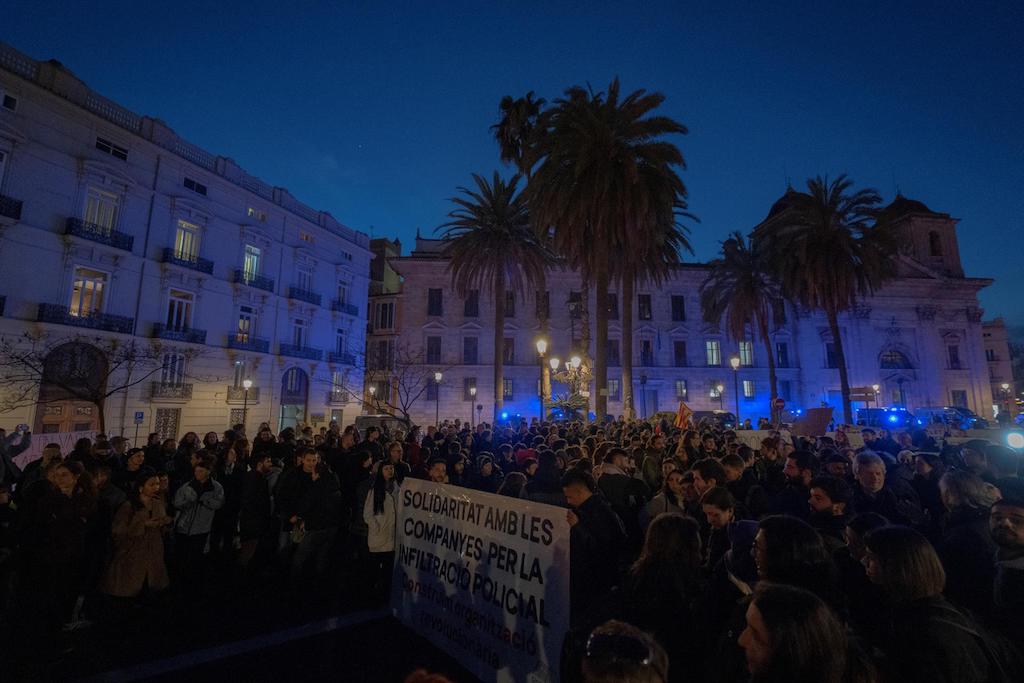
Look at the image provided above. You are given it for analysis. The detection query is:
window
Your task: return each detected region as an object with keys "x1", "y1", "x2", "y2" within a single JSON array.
[
  {"x1": 779, "y1": 380, "x2": 792, "y2": 401},
  {"x1": 776, "y1": 342, "x2": 790, "y2": 368},
  {"x1": 374, "y1": 339, "x2": 395, "y2": 370},
  {"x1": 84, "y1": 187, "x2": 119, "y2": 231},
  {"x1": 247, "y1": 207, "x2": 267, "y2": 222},
  {"x1": 166, "y1": 290, "x2": 194, "y2": 331},
  {"x1": 705, "y1": 340, "x2": 721, "y2": 366},
  {"x1": 296, "y1": 267, "x2": 313, "y2": 293},
  {"x1": 739, "y1": 341, "x2": 754, "y2": 367},
  {"x1": 236, "y1": 305, "x2": 255, "y2": 342},
  {"x1": 174, "y1": 220, "x2": 201, "y2": 261},
  {"x1": 463, "y1": 377, "x2": 477, "y2": 401},
  {"x1": 536, "y1": 291, "x2": 550, "y2": 319},
  {"x1": 673, "y1": 340, "x2": 687, "y2": 367},
  {"x1": 880, "y1": 350, "x2": 912, "y2": 370},
  {"x1": 502, "y1": 378, "x2": 514, "y2": 400},
  {"x1": 299, "y1": 231, "x2": 314, "y2": 244},
  {"x1": 675, "y1": 380, "x2": 688, "y2": 400},
  {"x1": 243, "y1": 245, "x2": 261, "y2": 280},
  {"x1": 743, "y1": 380, "x2": 755, "y2": 398},
  {"x1": 928, "y1": 231, "x2": 942, "y2": 257},
  {"x1": 341, "y1": 250, "x2": 353, "y2": 262},
  {"x1": 336, "y1": 280, "x2": 349, "y2": 305},
  {"x1": 947, "y1": 345, "x2": 962, "y2": 370},
  {"x1": 374, "y1": 301, "x2": 395, "y2": 331},
  {"x1": 291, "y1": 318, "x2": 308, "y2": 348},
  {"x1": 330, "y1": 371, "x2": 347, "y2": 401},
  {"x1": 335, "y1": 329, "x2": 347, "y2": 355},
  {"x1": 607, "y1": 293, "x2": 619, "y2": 320},
  {"x1": 426, "y1": 336, "x2": 442, "y2": 364},
  {"x1": 1, "y1": 92, "x2": 17, "y2": 111},
  {"x1": 232, "y1": 360, "x2": 250, "y2": 388},
  {"x1": 95, "y1": 136, "x2": 128, "y2": 161},
  {"x1": 608, "y1": 379, "x2": 621, "y2": 401},
  {"x1": 638, "y1": 294, "x2": 652, "y2": 320},
  {"x1": 183, "y1": 177, "x2": 207, "y2": 196},
  {"x1": 504, "y1": 291, "x2": 516, "y2": 318},
  {"x1": 161, "y1": 352, "x2": 187, "y2": 386},
  {"x1": 671, "y1": 295, "x2": 686, "y2": 322},
  {"x1": 607, "y1": 339, "x2": 621, "y2": 367},
  {"x1": 464, "y1": 290, "x2": 479, "y2": 318},
  {"x1": 950, "y1": 390, "x2": 967, "y2": 408},
  {"x1": 985, "y1": 349, "x2": 996, "y2": 362},
  {"x1": 463, "y1": 337, "x2": 478, "y2": 364},
  {"x1": 825, "y1": 342, "x2": 839, "y2": 369},
  {"x1": 503, "y1": 337, "x2": 515, "y2": 365},
  {"x1": 69, "y1": 267, "x2": 107, "y2": 317},
  {"x1": 426, "y1": 382, "x2": 438, "y2": 401},
  {"x1": 427, "y1": 288, "x2": 443, "y2": 316},
  {"x1": 640, "y1": 339, "x2": 655, "y2": 367},
  {"x1": 569, "y1": 291, "x2": 582, "y2": 319},
  {"x1": 772, "y1": 301, "x2": 787, "y2": 326},
  {"x1": 710, "y1": 383, "x2": 722, "y2": 398}
]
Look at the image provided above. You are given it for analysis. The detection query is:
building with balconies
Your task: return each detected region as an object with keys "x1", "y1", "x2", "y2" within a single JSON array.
[
  {"x1": 0, "y1": 42, "x2": 370, "y2": 438},
  {"x1": 983, "y1": 318, "x2": 1016, "y2": 419}
]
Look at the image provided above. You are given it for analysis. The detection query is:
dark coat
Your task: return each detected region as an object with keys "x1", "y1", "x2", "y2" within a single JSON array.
[
  {"x1": 851, "y1": 484, "x2": 918, "y2": 526},
  {"x1": 937, "y1": 506, "x2": 997, "y2": 616},
  {"x1": 102, "y1": 498, "x2": 170, "y2": 597},
  {"x1": 239, "y1": 469, "x2": 273, "y2": 541},
  {"x1": 284, "y1": 468, "x2": 342, "y2": 531},
  {"x1": 766, "y1": 482, "x2": 810, "y2": 519},
  {"x1": 570, "y1": 494, "x2": 627, "y2": 620}
]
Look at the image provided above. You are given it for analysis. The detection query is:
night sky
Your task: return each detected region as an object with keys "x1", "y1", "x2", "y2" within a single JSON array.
[{"x1": 5, "y1": 1, "x2": 1023, "y2": 328}]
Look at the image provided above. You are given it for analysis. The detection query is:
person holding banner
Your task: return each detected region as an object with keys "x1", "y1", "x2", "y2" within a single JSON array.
[{"x1": 363, "y1": 460, "x2": 399, "y2": 604}]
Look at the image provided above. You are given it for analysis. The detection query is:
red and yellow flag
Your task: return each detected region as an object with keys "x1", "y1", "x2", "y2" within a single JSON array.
[{"x1": 674, "y1": 400, "x2": 693, "y2": 429}]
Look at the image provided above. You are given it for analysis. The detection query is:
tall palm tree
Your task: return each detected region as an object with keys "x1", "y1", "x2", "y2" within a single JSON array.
[
  {"x1": 700, "y1": 232, "x2": 785, "y2": 419},
  {"x1": 755, "y1": 175, "x2": 900, "y2": 424},
  {"x1": 439, "y1": 172, "x2": 552, "y2": 423},
  {"x1": 528, "y1": 79, "x2": 689, "y2": 420}
]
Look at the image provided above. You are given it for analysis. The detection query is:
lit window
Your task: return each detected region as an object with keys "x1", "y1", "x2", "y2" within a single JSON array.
[
  {"x1": 675, "y1": 380, "x2": 688, "y2": 400},
  {"x1": 705, "y1": 340, "x2": 721, "y2": 366},
  {"x1": 243, "y1": 245, "x2": 261, "y2": 280},
  {"x1": 237, "y1": 305, "x2": 255, "y2": 342},
  {"x1": 739, "y1": 341, "x2": 754, "y2": 366},
  {"x1": 161, "y1": 352, "x2": 187, "y2": 386},
  {"x1": 166, "y1": 290, "x2": 194, "y2": 331},
  {"x1": 174, "y1": 220, "x2": 201, "y2": 261},
  {"x1": 710, "y1": 383, "x2": 722, "y2": 398},
  {"x1": 247, "y1": 207, "x2": 267, "y2": 222},
  {"x1": 743, "y1": 380, "x2": 755, "y2": 398},
  {"x1": 69, "y1": 267, "x2": 107, "y2": 317},
  {"x1": 84, "y1": 187, "x2": 119, "y2": 231},
  {"x1": 300, "y1": 231, "x2": 314, "y2": 244}
]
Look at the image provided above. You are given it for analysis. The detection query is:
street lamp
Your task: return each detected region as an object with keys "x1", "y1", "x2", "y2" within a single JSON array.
[
  {"x1": 716, "y1": 383, "x2": 725, "y2": 410},
  {"x1": 368, "y1": 384, "x2": 377, "y2": 413},
  {"x1": 729, "y1": 355, "x2": 741, "y2": 425},
  {"x1": 469, "y1": 385, "x2": 477, "y2": 427},
  {"x1": 871, "y1": 384, "x2": 880, "y2": 409},
  {"x1": 639, "y1": 374, "x2": 648, "y2": 419},
  {"x1": 1002, "y1": 383, "x2": 1012, "y2": 418},
  {"x1": 242, "y1": 378, "x2": 253, "y2": 429},
  {"x1": 434, "y1": 371, "x2": 443, "y2": 427},
  {"x1": 536, "y1": 338, "x2": 550, "y2": 422}
]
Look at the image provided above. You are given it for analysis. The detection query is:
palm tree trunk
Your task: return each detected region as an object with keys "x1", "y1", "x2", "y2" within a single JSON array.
[
  {"x1": 493, "y1": 275, "x2": 506, "y2": 424},
  {"x1": 538, "y1": 271, "x2": 551, "y2": 418},
  {"x1": 826, "y1": 307, "x2": 852, "y2": 425},
  {"x1": 593, "y1": 270, "x2": 609, "y2": 420},
  {"x1": 758, "y1": 316, "x2": 778, "y2": 423},
  {"x1": 621, "y1": 274, "x2": 634, "y2": 420},
  {"x1": 580, "y1": 279, "x2": 592, "y2": 416}
]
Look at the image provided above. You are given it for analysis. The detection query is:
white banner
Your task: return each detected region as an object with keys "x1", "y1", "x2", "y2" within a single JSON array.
[
  {"x1": 392, "y1": 478, "x2": 570, "y2": 683},
  {"x1": 12, "y1": 430, "x2": 97, "y2": 469}
]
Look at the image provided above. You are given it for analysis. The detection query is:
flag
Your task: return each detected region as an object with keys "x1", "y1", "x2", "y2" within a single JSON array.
[{"x1": 674, "y1": 400, "x2": 693, "y2": 429}]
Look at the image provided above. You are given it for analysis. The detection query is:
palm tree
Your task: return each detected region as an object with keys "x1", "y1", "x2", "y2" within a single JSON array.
[
  {"x1": 700, "y1": 232, "x2": 785, "y2": 420},
  {"x1": 528, "y1": 79, "x2": 689, "y2": 420},
  {"x1": 439, "y1": 172, "x2": 552, "y2": 423},
  {"x1": 754, "y1": 175, "x2": 900, "y2": 424}
]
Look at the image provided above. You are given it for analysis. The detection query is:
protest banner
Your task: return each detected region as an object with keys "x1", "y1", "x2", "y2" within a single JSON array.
[
  {"x1": 392, "y1": 477, "x2": 570, "y2": 683},
  {"x1": 12, "y1": 430, "x2": 96, "y2": 469}
]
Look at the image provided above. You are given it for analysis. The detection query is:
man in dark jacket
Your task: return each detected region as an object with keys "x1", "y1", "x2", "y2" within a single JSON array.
[
  {"x1": 807, "y1": 476, "x2": 851, "y2": 552},
  {"x1": 990, "y1": 481, "x2": 1024, "y2": 644},
  {"x1": 239, "y1": 452, "x2": 275, "y2": 572},
  {"x1": 597, "y1": 448, "x2": 650, "y2": 554},
  {"x1": 284, "y1": 447, "x2": 342, "y2": 581},
  {"x1": 852, "y1": 451, "x2": 921, "y2": 526}
]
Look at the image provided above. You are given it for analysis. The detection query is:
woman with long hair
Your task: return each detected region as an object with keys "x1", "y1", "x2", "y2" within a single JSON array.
[
  {"x1": 754, "y1": 515, "x2": 840, "y2": 610},
  {"x1": 936, "y1": 470, "x2": 1000, "y2": 615},
  {"x1": 364, "y1": 461, "x2": 399, "y2": 604},
  {"x1": 102, "y1": 471, "x2": 171, "y2": 600},
  {"x1": 497, "y1": 472, "x2": 528, "y2": 498},
  {"x1": 638, "y1": 469, "x2": 686, "y2": 531}
]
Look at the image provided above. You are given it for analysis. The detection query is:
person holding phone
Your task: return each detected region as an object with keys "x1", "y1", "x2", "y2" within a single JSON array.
[{"x1": 0, "y1": 423, "x2": 31, "y2": 489}]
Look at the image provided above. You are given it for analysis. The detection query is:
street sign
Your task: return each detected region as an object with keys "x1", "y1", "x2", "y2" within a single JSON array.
[
  {"x1": 773, "y1": 398, "x2": 785, "y2": 410},
  {"x1": 133, "y1": 411, "x2": 145, "y2": 424},
  {"x1": 580, "y1": 390, "x2": 591, "y2": 398}
]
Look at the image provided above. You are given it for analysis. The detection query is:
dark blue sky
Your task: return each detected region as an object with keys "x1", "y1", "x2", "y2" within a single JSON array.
[{"x1": 6, "y1": 1, "x2": 1023, "y2": 326}]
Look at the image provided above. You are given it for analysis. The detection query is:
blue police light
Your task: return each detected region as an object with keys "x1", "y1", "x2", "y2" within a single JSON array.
[
  {"x1": 888, "y1": 415, "x2": 898, "y2": 423},
  {"x1": 501, "y1": 411, "x2": 509, "y2": 420}
]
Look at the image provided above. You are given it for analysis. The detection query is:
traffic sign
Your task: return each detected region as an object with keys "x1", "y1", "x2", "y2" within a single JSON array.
[
  {"x1": 133, "y1": 411, "x2": 145, "y2": 424},
  {"x1": 773, "y1": 398, "x2": 785, "y2": 410}
]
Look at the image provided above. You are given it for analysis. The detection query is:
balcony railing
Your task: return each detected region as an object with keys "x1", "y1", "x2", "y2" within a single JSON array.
[
  {"x1": 65, "y1": 217, "x2": 134, "y2": 252},
  {"x1": 279, "y1": 343, "x2": 323, "y2": 361},
  {"x1": 288, "y1": 287, "x2": 322, "y2": 306},
  {"x1": 234, "y1": 269, "x2": 275, "y2": 293},
  {"x1": 38, "y1": 303, "x2": 134, "y2": 334},
  {"x1": 227, "y1": 386, "x2": 260, "y2": 402},
  {"x1": 0, "y1": 195, "x2": 22, "y2": 220},
  {"x1": 152, "y1": 323, "x2": 207, "y2": 344},
  {"x1": 640, "y1": 354, "x2": 656, "y2": 367},
  {"x1": 227, "y1": 334, "x2": 270, "y2": 353},
  {"x1": 328, "y1": 351, "x2": 355, "y2": 365},
  {"x1": 161, "y1": 248, "x2": 214, "y2": 275},
  {"x1": 327, "y1": 390, "x2": 347, "y2": 404},
  {"x1": 331, "y1": 300, "x2": 359, "y2": 316},
  {"x1": 151, "y1": 382, "x2": 193, "y2": 400}
]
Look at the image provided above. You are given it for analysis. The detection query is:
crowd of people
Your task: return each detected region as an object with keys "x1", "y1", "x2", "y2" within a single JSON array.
[{"x1": 0, "y1": 415, "x2": 1022, "y2": 682}]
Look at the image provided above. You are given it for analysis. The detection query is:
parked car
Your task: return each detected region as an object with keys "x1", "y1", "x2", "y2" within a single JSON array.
[
  {"x1": 914, "y1": 405, "x2": 988, "y2": 430},
  {"x1": 856, "y1": 407, "x2": 918, "y2": 429},
  {"x1": 691, "y1": 410, "x2": 738, "y2": 430},
  {"x1": 354, "y1": 414, "x2": 408, "y2": 437}
]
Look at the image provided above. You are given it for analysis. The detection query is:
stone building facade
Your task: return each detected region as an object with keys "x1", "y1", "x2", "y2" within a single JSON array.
[{"x1": 983, "y1": 318, "x2": 1016, "y2": 419}]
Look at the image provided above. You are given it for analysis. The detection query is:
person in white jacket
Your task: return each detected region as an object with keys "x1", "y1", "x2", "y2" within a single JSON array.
[
  {"x1": 173, "y1": 454, "x2": 225, "y2": 585},
  {"x1": 363, "y1": 462, "x2": 399, "y2": 604}
]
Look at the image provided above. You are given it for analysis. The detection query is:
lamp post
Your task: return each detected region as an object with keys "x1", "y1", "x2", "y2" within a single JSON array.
[
  {"x1": 639, "y1": 374, "x2": 648, "y2": 419},
  {"x1": 871, "y1": 384, "x2": 880, "y2": 409},
  {"x1": 729, "y1": 355, "x2": 741, "y2": 425},
  {"x1": 368, "y1": 384, "x2": 377, "y2": 413},
  {"x1": 548, "y1": 357, "x2": 560, "y2": 419},
  {"x1": 716, "y1": 383, "x2": 725, "y2": 411},
  {"x1": 434, "y1": 371, "x2": 443, "y2": 427},
  {"x1": 1001, "y1": 382, "x2": 1011, "y2": 419},
  {"x1": 536, "y1": 338, "x2": 550, "y2": 422},
  {"x1": 242, "y1": 378, "x2": 253, "y2": 430},
  {"x1": 569, "y1": 355, "x2": 582, "y2": 395},
  {"x1": 469, "y1": 385, "x2": 477, "y2": 427}
]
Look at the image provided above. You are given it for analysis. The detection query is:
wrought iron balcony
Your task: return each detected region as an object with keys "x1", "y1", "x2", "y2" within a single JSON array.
[
  {"x1": 279, "y1": 343, "x2": 322, "y2": 361},
  {"x1": 227, "y1": 334, "x2": 270, "y2": 353},
  {"x1": 331, "y1": 300, "x2": 359, "y2": 316},
  {"x1": 65, "y1": 217, "x2": 134, "y2": 251},
  {"x1": 327, "y1": 390, "x2": 348, "y2": 404},
  {"x1": 0, "y1": 195, "x2": 22, "y2": 220},
  {"x1": 328, "y1": 351, "x2": 355, "y2": 365},
  {"x1": 227, "y1": 385, "x2": 260, "y2": 402},
  {"x1": 37, "y1": 303, "x2": 134, "y2": 334},
  {"x1": 152, "y1": 323, "x2": 207, "y2": 344},
  {"x1": 151, "y1": 382, "x2": 193, "y2": 400},
  {"x1": 288, "y1": 286, "x2": 322, "y2": 306},
  {"x1": 234, "y1": 269, "x2": 275, "y2": 293},
  {"x1": 161, "y1": 248, "x2": 214, "y2": 275}
]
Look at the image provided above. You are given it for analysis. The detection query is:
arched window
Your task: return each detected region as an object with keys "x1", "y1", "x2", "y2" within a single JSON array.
[
  {"x1": 880, "y1": 349, "x2": 913, "y2": 370},
  {"x1": 281, "y1": 367, "x2": 308, "y2": 403},
  {"x1": 928, "y1": 231, "x2": 942, "y2": 257}
]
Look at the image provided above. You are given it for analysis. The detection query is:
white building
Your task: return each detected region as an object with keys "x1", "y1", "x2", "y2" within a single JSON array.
[
  {"x1": 983, "y1": 318, "x2": 1016, "y2": 419},
  {"x1": 0, "y1": 42, "x2": 370, "y2": 440},
  {"x1": 372, "y1": 195, "x2": 997, "y2": 426}
]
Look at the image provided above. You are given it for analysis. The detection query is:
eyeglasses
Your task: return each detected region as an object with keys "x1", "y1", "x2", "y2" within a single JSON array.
[{"x1": 585, "y1": 632, "x2": 666, "y2": 681}]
